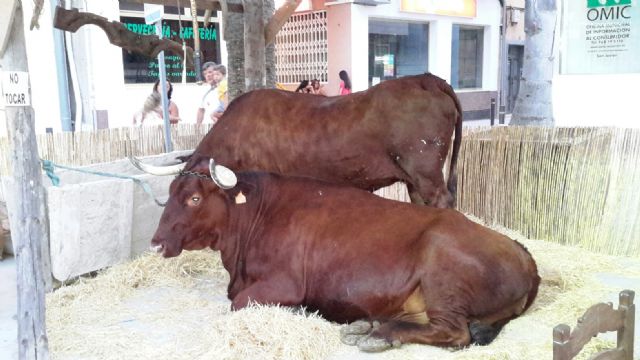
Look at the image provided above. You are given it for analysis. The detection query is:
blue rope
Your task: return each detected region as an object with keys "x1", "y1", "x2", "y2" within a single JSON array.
[{"x1": 41, "y1": 159, "x2": 167, "y2": 207}]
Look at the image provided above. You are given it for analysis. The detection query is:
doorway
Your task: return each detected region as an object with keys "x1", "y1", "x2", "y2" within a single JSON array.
[{"x1": 506, "y1": 45, "x2": 523, "y2": 113}]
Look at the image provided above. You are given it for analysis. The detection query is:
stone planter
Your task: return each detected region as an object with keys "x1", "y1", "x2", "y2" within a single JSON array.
[{"x1": 1, "y1": 151, "x2": 190, "y2": 280}]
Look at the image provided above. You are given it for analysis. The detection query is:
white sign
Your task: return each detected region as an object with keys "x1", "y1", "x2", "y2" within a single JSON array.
[
  {"x1": 144, "y1": 4, "x2": 164, "y2": 25},
  {"x1": 1, "y1": 71, "x2": 30, "y2": 107},
  {"x1": 561, "y1": 0, "x2": 640, "y2": 74}
]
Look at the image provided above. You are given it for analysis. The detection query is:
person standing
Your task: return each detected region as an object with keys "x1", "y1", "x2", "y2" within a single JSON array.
[
  {"x1": 196, "y1": 61, "x2": 218, "y2": 124},
  {"x1": 133, "y1": 80, "x2": 180, "y2": 126},
  {"x1": 338, "y1": 70, "x2": 352, "y2": 95},
  {"x1": 210, "y1": 64, "x2": 228, "y2": 123}
]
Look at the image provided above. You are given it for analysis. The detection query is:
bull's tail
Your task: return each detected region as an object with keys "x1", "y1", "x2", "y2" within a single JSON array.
[
  {"x1": 469, "y1": 321, "x2": 504, "y2": 346},
  {"x1": 440, "y1": 81, "x2": 463, "y2": 206}
]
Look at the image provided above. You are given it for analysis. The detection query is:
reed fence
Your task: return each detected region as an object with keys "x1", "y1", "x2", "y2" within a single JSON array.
[
  {"x1": 0, "y1": 125, "x2": 638, "y2": 257},
  {"x1": 0, "y1": 124, "x2": 211, "y2": 176},
  {"x1": 458, "y1": 126, "x2": 640, "y2": 257}
]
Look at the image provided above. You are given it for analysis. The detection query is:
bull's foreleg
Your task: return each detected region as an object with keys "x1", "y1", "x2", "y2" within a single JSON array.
[
  {"x1": 350, "y1": 316, "x2": 471, "y2": 352},
  {"x1": 230, "y1": 277, "x2": 303, "y2": 310}
]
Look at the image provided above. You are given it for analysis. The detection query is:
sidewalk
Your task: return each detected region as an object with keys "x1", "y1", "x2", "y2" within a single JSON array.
[{"x1": 463, "y1": 113, "x2": 512, "y2": 127}]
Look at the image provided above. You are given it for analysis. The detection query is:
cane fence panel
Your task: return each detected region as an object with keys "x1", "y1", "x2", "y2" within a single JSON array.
[{"x1": 1, "y1": 125, "x2": 639, "y2": 256}]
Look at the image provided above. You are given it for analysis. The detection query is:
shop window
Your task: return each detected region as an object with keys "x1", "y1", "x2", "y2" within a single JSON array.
[
  {"x1": 451, "y1": 25, "x2": 484, "y2": 89},
  {"x1": 119, "y1": 2, "x2": 220, "y2": 84},
  {"x1": 274, "y1": 11, "x2": 328, "y2": 84},
  {"x1": 368, "y1": 20, "x2": 429, "y2": 87}
]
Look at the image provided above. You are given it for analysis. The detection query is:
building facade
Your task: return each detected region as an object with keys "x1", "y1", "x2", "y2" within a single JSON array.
[
  {"x1": 321, "y1": 0, "x2": 502, "y2": 120},
  {"x1": 3, "y1": 0, "x2": 638, "y2": 134}
]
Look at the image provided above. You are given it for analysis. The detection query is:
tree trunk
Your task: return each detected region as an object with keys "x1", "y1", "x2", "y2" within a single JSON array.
[
  {"x1": 222, "y1": 0, "x2": 245, "y2": 101},
  {"x1": 243, "y1": 0, "x2": 266, "y2": 90},
  {"x1": 264, "y1": 0, "x2": 276, "y2": 88},
  {"x1": 510, "y1": 0, "x2": 558, "y2": 126},
  {"x1": 0, "y1": 2, "x2": 51, "y2": 359}
]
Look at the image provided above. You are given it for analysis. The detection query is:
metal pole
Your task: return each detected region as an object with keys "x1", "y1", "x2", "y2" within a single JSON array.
[
  {"x1": 156, "y1": 21, "x2": 172, "y2": 153},
  {"x1": 190, "y1": 0, "x2": 202, "y2": 83},
  {"x1": 490, "y1": 98, "x2": 496, "y2": 126}
]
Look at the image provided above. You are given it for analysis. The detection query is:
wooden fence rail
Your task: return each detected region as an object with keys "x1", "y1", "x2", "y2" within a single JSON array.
[
  {"x1": 553, "y1": 289, "x2": 635, "y2": 360},
  {"x1": 1, "y1": 125, "x2": 639, "y2": 257}
]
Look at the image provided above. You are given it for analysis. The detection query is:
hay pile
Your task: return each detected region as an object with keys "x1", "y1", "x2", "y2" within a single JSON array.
[{"x1": 47, "y1": 217, "x2": 637, "y2": 360}]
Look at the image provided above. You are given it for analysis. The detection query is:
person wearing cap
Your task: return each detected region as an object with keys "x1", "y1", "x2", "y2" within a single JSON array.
[{"x1": 196, "y1": 61, "x2": 218, "y2": 124}]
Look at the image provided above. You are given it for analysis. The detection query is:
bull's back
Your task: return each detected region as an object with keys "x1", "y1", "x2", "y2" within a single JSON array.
[
  {"x1": 199, "y1": 74, "x2": 460, "y2": 190},
  {"x1": 199, "y1": 90, "x2": 401, "y2": 186}
]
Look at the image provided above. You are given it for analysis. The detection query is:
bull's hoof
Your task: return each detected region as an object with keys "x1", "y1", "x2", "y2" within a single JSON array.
[
  {"x1": 357, "y1": 336, "x2": 392, "y2": 352},
  {"x1": 340, "y1": 320, "x2": 372, "y2": 336},
  {"x1": 340, "y1": 333, "x2": 367, "y2": 346}
]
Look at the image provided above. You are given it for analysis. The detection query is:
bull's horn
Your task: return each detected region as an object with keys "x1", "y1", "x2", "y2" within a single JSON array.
[
  {"x1": 209, "y1": 159, "x2": 237, "y2": 189},
  {"x1": 129, "y1": 156, "x2": 186, "y2": 176}
]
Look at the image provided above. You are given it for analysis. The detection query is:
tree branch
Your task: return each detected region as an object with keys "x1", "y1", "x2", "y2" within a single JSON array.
[
  {"x1": 264, "y1": 0, "x2": 301, "y2": 45},
  {"x1": 29, "y1": 0, "x2": 44, "y2": 30},
  {"x1": 53, "y1": 7, "x2": 195, "y2": 67}
]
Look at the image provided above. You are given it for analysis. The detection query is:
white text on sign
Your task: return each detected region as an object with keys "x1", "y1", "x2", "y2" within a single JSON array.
[{"x1": 1, "y1": 71, "x2": 31, "y2": 107}]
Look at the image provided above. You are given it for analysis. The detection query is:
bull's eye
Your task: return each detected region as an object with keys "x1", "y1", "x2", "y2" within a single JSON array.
[{"x1": 187, "y1": 195, "x2": 202, "y2": 207}]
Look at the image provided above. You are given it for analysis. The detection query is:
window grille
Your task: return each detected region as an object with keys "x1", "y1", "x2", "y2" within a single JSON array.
[{"x1": 275, "y1": 11, "x2": 328, "y2": 84}]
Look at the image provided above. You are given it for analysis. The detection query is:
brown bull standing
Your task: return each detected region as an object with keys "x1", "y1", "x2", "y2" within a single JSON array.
[
  {"x1": 193, "y1": 73, "x2": 462, "y2": 208},
  {"x1": 144, "y1": 155, "x2": 540, "y2": 352}
]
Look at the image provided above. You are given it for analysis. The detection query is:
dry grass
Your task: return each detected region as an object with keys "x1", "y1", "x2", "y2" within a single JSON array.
[{"x1": 46, "y1": 216, "x2": 636, "y2": 360}]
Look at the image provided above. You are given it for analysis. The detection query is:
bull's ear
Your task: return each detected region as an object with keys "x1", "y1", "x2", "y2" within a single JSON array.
[{"x1": 209, "y1": 159, "x2": 237, "y2": 189}]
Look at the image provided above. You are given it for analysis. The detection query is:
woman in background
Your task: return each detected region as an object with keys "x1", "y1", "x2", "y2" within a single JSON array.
[
  {"x1": 134, "y1": 80, "x2": 180, "y2": 126},
  {"x1": 309, "y1": 79, "x2": 327, "y2": 96},
  {"x1": 339, "y1": 70, "x2": 352, "y2": 95},
  {"x1": 295, "y1": 80, "x2": 310, "y2": 93}
]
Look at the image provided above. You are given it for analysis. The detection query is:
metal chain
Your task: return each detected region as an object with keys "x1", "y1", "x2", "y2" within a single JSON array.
[{"x1": 178, "y1": 170, "x2": 212, "y2": 181}]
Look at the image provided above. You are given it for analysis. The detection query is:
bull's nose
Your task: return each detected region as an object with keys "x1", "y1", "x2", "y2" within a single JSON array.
[{"x1": 150, "y1": 244, "x2": 163, "y2": 253}]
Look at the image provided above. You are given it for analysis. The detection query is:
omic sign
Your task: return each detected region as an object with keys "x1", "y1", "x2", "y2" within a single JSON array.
[{"x1": 562, "y1": 0, "x2": 640, "y2": 74}]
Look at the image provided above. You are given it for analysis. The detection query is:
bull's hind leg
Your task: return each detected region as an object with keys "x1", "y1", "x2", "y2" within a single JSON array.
[
  {"x1": 340, "y1": 320, "x2": 377, "y2": 346},
  {"x1": 400, "y1": 149, "x2": 453, "y2": 208},
  {"x1": 355, "y1": 315, "x2": 471, "y2": 352}
]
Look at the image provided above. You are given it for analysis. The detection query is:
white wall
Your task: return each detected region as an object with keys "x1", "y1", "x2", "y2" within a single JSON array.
[
  {"x1": 553, "y1": 74, "x2": 640, "y2": 128},
  {"x1": 325, "y1": 3, "x2": 352, "y2": 95},
  {"x1": 20, "y1": 0, "x2": 62, "y2": 133},
  {"x1": 123, "y1": 82, "x2": 210, "y2": 125}
]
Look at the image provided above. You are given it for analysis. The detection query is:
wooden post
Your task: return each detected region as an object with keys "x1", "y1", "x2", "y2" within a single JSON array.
[
  {"x1": 618, "y1": 290, "x2": 635, "y2": 360},
  {"x1": 552, "y1": 323, "x2": 571, "y2": 360},
  {"x1": 0, "y1": 2, "x2": 51, "y2": 359}
]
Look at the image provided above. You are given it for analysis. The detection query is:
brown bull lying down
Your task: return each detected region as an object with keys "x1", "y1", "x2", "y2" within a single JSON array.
[
  {"x1": 191, "y1": 73, "x2": 462, "y2": 208},
  {"x1": 142, "y1": 155, "x2": 540, "y2": 351}
]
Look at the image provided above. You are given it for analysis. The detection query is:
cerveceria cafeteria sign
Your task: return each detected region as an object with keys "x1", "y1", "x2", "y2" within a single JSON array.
[{"x1": 562, "y1": 0, "x2": 640, "y2": 74}]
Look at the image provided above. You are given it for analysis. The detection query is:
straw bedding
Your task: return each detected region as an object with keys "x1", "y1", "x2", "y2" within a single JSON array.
[{"x1": 47, "y1": 216, "x2": 636, "y2": 360}]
